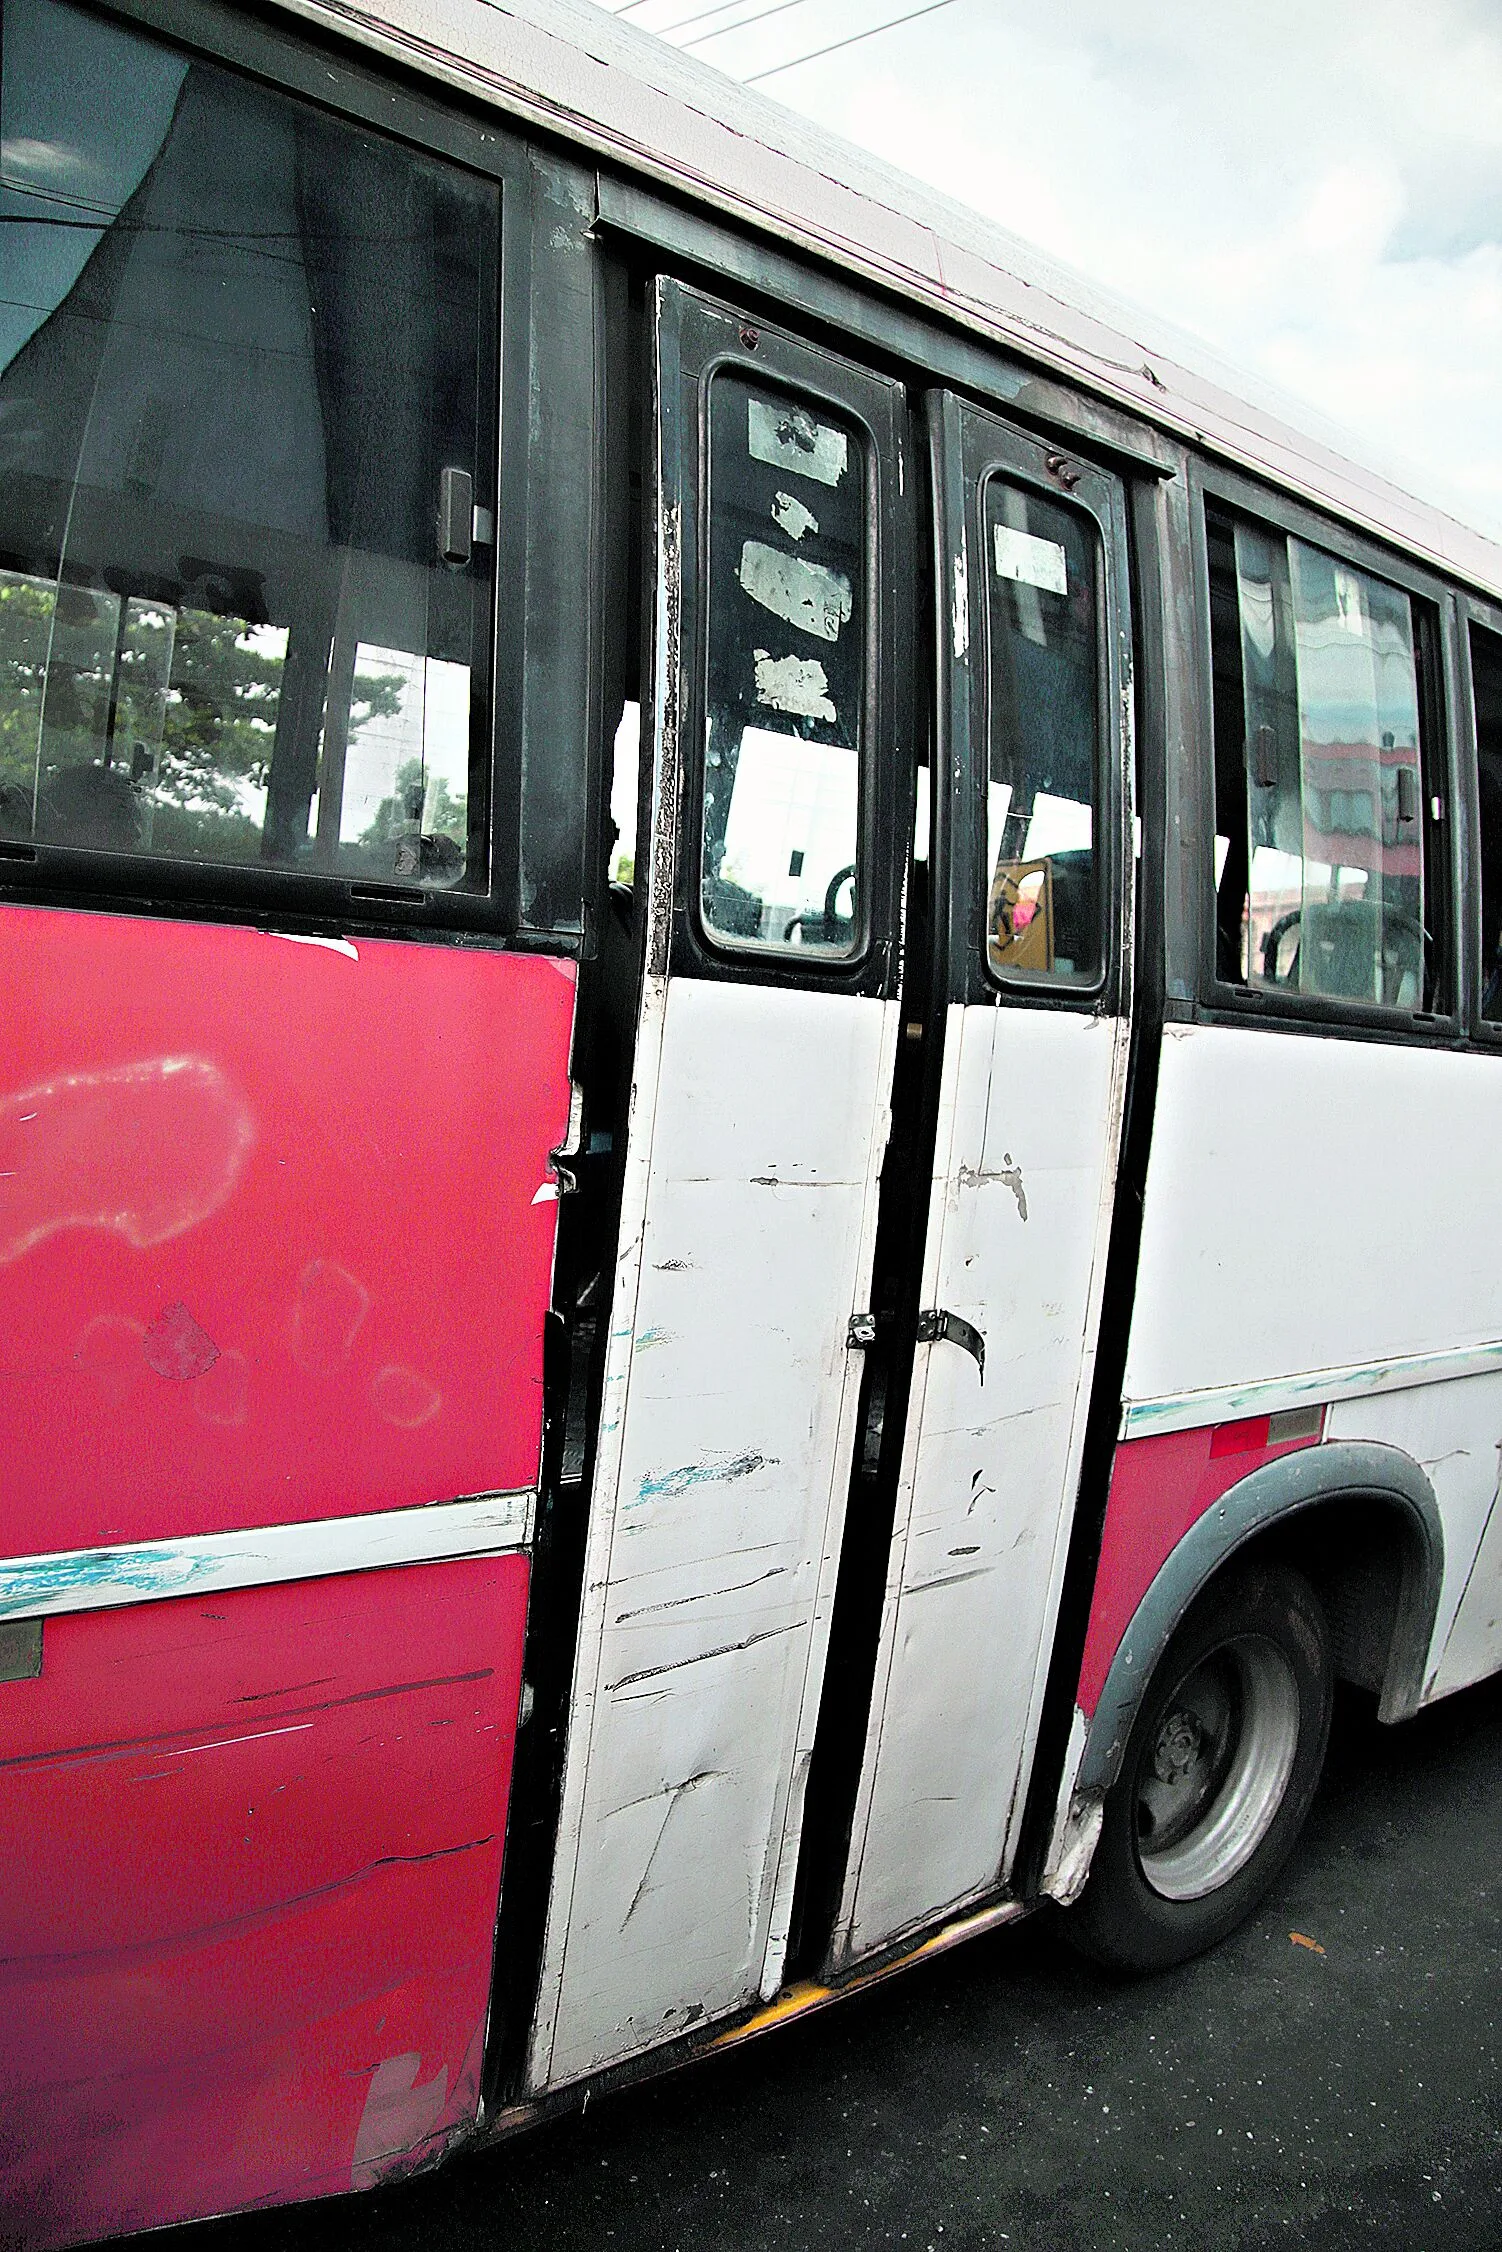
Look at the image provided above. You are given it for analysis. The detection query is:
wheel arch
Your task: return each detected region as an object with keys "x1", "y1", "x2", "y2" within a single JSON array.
[{"x1": 1076, "y1": 1440, "x2": 1444, "y2": 1801}]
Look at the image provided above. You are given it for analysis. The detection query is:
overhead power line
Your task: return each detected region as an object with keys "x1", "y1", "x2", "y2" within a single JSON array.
[
  {"x1": 682, "y1": 0, "x2": 812, "y2": 48},
  {"x1": 741, "y1": 0, "x2": 961, "y2": 81},
  {"x1": 654, "y1": 0, "x2": 800, "y2": 36}
]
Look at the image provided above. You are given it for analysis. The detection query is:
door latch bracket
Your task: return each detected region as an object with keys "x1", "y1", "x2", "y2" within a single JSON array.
[{"x1": 916, "y1": 1307, "x2": 985, "y2": 1382}]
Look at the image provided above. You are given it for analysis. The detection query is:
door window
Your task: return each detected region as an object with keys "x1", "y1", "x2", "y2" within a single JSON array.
[
  {"x1": 982, "y1": 478, "x2": 1102, "y2": 984},
  {"x1": 0, "y1": 0, "x2": 497, "y2": 889},
  {"x1": 700, "y1": 377, "x2": 866, "y2": 955}
]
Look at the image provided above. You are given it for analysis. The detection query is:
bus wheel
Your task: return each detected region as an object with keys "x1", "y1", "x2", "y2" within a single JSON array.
[{"x1": 1068, "y1": 1563, "x2": 1332, "y2": 1973}]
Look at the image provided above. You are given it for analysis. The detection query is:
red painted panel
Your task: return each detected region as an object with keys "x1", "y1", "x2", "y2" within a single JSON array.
[
  {"x1": 1078, "y1": 1419, "x2": 1323, "y2": 1716},
  {"x1": 0, "y1": 1555, "x2": 528, "y2": 2250},
  {"x1": 0, "y1": 904, "x2": 575, "y2": 1555}
]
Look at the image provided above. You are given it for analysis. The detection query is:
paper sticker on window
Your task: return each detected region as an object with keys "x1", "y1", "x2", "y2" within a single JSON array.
[
  {"x1": 748, "y1": 397, "x2": 848, "y2": 488},
  {"x1": 753, "y1": 648, "x2": 837, "y2": 723},
  {"x1": 739, "y1": 542, "x2": 852, "y2": 644},
  {"x1": 773, "y1": 492, "x2": 819, "y2": 542},
  {"x1": 994, "y1": 524, "x2": 1068, "y2": 596}
]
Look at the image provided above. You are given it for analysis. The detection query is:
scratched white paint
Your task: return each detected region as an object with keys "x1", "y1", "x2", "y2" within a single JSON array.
[
  {"x1": 836, "y1": 1004, "x2": 1128, "y2": 1964},
  {"x1": 1122, "y1": 1340, "x2": 1502, "y2": 1440},
  {"x1": 0, "y1": 1489, "x2": 534, "y2": 1620},
  {"x1": 273, "y1": 0, "x2": 1502, "y2": 603},
  {"x1": 1324, "y1": 1374, "x2": 1502, "y2": 1700},
  {"x1": 1128, "y1": 1024, "x2": 1502, "y2": 1699},
  {"x1": 530, "y1": 979, "x2": 895, "y2": 2089}
]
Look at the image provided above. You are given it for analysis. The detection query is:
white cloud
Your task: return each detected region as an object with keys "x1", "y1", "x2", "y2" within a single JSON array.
[{"x1": 629, "y1": 0, "x2": 1502, "y2": 544}]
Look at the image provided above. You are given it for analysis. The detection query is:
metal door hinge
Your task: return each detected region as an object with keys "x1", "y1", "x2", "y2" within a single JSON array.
[
  {"x1": 917, "y1": 1307, "x2": 985, "y2": 1382},
  {"x1": 847, "y1": 1311, "x2": 878, "y2": 1349}
]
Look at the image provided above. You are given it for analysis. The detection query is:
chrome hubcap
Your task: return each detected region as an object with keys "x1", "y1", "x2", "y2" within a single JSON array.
[{"x1": 1135, "y1": 1634, "x2": 1301, "y2": 1902}]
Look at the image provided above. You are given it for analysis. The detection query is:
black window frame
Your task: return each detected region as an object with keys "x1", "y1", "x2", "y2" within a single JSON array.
[
  {"x1": 1189, "y1": 457, "x2": 1462, "y2": 1045},
  {"x1": 0, "y1": 0, "x2": 582, "y2": 948},
  {"x1": 1459, "y1": 588, "x2": 1502, "y2": 1046},
  {"x1": 938, "y1": 392, "x2": 1132, "y2": 1016},
  {"x1": 656, "y1": 278, "x2": 909, "y2": 1000}
]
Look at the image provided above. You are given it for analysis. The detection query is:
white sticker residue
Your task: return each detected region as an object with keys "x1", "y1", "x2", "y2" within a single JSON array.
[
  {"x1": 748, "y1": 397, "x2": 847, "y2": 489},
  {"x1": 772, "y1": 491, "x2": 819, "y2": 542},
  {"x1": 268, "y1": 931, "x2": 359, "y2": 960},
  {"x1": 739, "y1": 541, "x2": 852, "y2": 645},
  {"x1": 994, "y1": 524, "x2": 1068, "y2": 596},
  {"x1": 753, "y1": 648, "x2": 836, "y2": 724},
  {"x1": 953, "y1": 540, "x2": 970, "y2": 662}
]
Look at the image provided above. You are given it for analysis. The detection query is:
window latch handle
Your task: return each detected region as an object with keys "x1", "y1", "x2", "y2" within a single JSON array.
[
  {"x1": 439, "y1": 466, "x2": 474, "y2": 566},
  {"x1": 1248, "y1": 723, "x2": 1278, "y2": 791},
  {"x1": 1396, "y1": 763, "x2": 1420, "y2": 825}
]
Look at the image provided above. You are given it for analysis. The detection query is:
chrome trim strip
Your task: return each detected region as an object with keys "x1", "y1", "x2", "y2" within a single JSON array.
[
  {"x1": 0, "y1": 1490, "x2": 535, "y2": 1621},
  {"x1": 1121, "y1": 1339, "x2": 1502, "y2": 1441}
]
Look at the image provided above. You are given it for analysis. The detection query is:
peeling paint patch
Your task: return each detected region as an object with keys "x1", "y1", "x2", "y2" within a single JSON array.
[
  {"x1": 350, "y1": 2052, "x2": 448, "y2": 2192},
  {"x1": 753, "y1": 648, "x2": 835, "y2": 723},
  {"x1": 772, "y1": 490, "x2": 818, "y2": 542},
  {"x1": 268, "y1": 931, "x2": 359, "y2": 961},
  {"x1": 142, "y1": 1302, "x2": 220, "y2": 1382},
  {"x1": 953, "y1": 540, "x2": 970, "y2": 661},
  {"x1": 738, "y1": 541, "x2": 851, "y2": 643},
  {"x1": 637, "y1": 1451, "x2": 771, "y2": 1503},
  {"x1": 634, "y1": 1326, "x2": 672, "y2": 1351},
  {"x1": 958, "y1": 1154, "x2": 1028, "y2": 1221},
  {"x1": 747, "y1": 397, "x2": 847, "y2": 487}
]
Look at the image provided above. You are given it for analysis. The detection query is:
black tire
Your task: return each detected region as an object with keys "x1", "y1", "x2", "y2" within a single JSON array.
[{"x1": 1066, "y1": 1561, "x2": 1332, "y2": 1973}]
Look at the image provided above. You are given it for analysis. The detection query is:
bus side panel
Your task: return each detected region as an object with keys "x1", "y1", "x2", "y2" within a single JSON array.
[
  {"x1": 1120, "y1": 1028, "x2": 1502, "y2": 1682},
  {"x1": 0, "y1": 904, "x2": 575, "y2": 1555},
  {"x1": 0, "y1": 1555, "x2": 528, "y2": 2251},
  {"x1": 1077, "y1": 1422, "x2": 1323, "y2": 1716}
]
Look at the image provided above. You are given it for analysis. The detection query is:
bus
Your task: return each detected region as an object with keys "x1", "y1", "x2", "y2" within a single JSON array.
[{"x1": 2, "y1": 0, "x2": 1500, "y2": 2239}]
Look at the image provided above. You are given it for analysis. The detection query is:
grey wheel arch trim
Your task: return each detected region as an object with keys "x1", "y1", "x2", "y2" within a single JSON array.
[{"x1": 1078, "y1": 1441, "x2": 1444, "y2": 1800}]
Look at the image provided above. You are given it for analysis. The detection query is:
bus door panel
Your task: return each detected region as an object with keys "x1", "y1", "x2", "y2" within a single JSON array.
[
  {"x1": 528, "y1": 283, "x2": 907, "y2": 2088},
  {"x1": 833, "y1": 399, "x2": 1134, "y2": 1964}
]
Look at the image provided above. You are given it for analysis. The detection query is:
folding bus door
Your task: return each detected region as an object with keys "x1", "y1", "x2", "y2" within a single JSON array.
[
  {"x1": 528, "y1": 281, "x2": 909, "y2": 2087},
  {"x1": 831, "y1": 396, "x2": 1134, "y2": 1964},
  {"x1": 0, "y1": 11, "x2": 565, "y2": 2243}
]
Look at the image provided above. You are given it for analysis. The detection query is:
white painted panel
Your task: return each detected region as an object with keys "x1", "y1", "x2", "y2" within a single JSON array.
[
  {"x1": 1126, "y1": 1028, "x2": 1502, "y2": 1414},
  {"x1": 839, "y1": 1004, "x2": 1127, "y2": 1961},
  {"x1": 530, "y1": 977, "x2": 894, "y2": 2088},
  {"x1": 1349, "y1": 1375, "x2": 1502, "y2": 1696},
  {"x1": 0, "y1": 1490, "x2": 533, "y2": 1620}
]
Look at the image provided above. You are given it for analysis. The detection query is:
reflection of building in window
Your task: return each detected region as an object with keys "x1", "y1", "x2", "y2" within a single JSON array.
[{"x1": 1226, "y1": 521, "x2": 1426, "y2": 1008}]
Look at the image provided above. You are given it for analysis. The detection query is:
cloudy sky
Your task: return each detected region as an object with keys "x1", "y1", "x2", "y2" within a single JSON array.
[{"x1": 591, "y1": 0, "x2": 1502, "y2": 546}]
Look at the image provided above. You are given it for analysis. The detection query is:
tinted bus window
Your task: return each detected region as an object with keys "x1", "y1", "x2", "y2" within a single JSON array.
[
  {"x1": 1473, "y1": 623, "x2": 1502, "y2": 1022},
  {"x1": 0, "y1": 0, "x2": 497, "y2": 889},
  {"x1": 983, "y1": 478, "x2": 1101, "y2": 984},
  {"x1": 700, "y1": 378, "x2": 866, "y2": 956},
  {"x1": 1209, "y1": 511, "x2": 1431, "y2": 1009}
]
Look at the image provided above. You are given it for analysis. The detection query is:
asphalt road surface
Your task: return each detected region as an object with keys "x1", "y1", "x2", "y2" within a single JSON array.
[{"x1": 185, "y1": 1673, "x2": 1502, "y2": 2252}]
